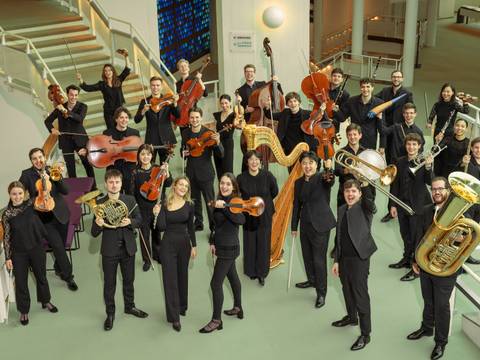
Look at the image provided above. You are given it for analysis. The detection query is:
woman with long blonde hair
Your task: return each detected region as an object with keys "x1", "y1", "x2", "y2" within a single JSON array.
[{"x1": 153, "y1": 176, "x2": 196, "y2": 332}]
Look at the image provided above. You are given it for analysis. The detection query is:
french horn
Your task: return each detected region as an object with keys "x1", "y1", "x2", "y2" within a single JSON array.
[{"x1": 75, "y1": 190, "x2": 129, "y2": 228}]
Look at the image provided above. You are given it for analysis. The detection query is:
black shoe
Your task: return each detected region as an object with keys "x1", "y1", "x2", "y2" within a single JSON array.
[
  {"x1": 407, "y1": 327, "x2": 433, "y2": 340},
  {"x1": 180, "y1": 310, "x2": 186, "y2": 316},
  {"x1": 315, "y1": 295, "x2": 325, "y2": 308},
  {"x1": 466, "y1": 256, "x2": 480, "y2": 265},
  {"x1": 42, "y1": 302, "x2": 58, "y2": 313},
  {"x1": 388, "y1": 258, "x2": 410, "y2": 269},
  {"x1": 125, "y1": 307, "x2": 148, "y2": 318},
  {"x1": 329, "y1": 248, "x2": 336, "y2": 259},
  {"x1": 249, "y1": 276, "x2": 257, "y2": 280},
  {"x1": 332, "y1": 315, "x2": 358, "y2": 327},
  {"x1": 172, "y1": 321, "x2": 181, "y2": 332},
  {"x1": 381, "y1": 213, "x2": 393, "y2": 223},
  {"x1": 199, "y1": 319, "x2": 223, "y2": 333},
  {"x1": 20, "y1": 313, "x2": 29, "y2": 326},
  {"x1": 142, "y1": 262, "x2": 151, "y2": 272},
  {"x1": 104, "y1": 314, "x2": 114, "y2": 331},
  {"x1": 258, "y1": 277, "x2": 265, "y2": 286},
  {"x1": 400, "y1": 270, "x2": 419, "y2": 282},
  {"x1": 224, "y1": 307, "x2": 244, "y2": 319},
  {"x1": 295, "y1": 281, "x2": 313, "y2": 289},
  {"x1": 194, "y1": 223, "x2": 204, "y2": 232},
  {"x1": 350, "y1": 335, "x2": 370, "y2": 351},
  {"x1": 431, "y1": 344, "x2": 445, "y2": 360},
  {"x1": 67, "y1": 279, "x2": 78, "y2": 291}
]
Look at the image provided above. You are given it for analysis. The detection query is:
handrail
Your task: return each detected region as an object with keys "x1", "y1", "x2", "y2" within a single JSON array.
[{"x1": 463, "y1": 264, "x2": 480, "y2": 284}]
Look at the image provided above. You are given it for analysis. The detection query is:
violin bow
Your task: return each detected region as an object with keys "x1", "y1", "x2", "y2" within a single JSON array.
[
  {"x1": 137, "y1": 58, "x2": 149, "y2": 105},
  {"x1": 372, "y1": 56, "x2": 382, "y2": 82},
  {"x1": 64, "y1": 39, "x2": 79, "y2": 78}
]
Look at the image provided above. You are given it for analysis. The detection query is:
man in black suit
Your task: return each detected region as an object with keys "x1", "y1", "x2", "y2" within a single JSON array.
[
  {"x1": 91, "y1": 169, "x2": 148, "y2": 331},
  {"x1": 134, "y1": 76, "x2": 179, "y2": 163},
  {"x1": 103, "y1": 106, "x2": 140, "y2": 194},
  {"x1": 291, "y1": 151, "x2": 336, "y2": 308},
  {"x1": 182, "y1": 107, "x2": 224, "y2": 232},
  {"x1": 407, "y1": 176, "x2": 458, "y2": 360},
  {"x1": 44, "y1": 84, "x2": 96, "y2": 189},
  {"x1": 236, "y1": 64, "x2": 266, "y2": 123},
  {"x1": 332, "y1": 178, "x2": 377, "y2": 351},
  {"x1": 389, "y1": 133, "x2": 433, "y2": 281},
  {"x1": 329, "y1": 67, "x2": 350, "y2": 132},
  {"x1": 19, "y1": 148, "x2": 78, "y2": 291}
]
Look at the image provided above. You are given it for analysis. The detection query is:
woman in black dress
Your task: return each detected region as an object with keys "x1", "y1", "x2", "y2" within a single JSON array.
[
  {"x1": 154, "y1": 176, "x2": 196, "y2": 332},
  {"x1": 427, "y1": 83, "x2": 469, "y2": 140},
  {"x1": 237, "y1": 150, "x2": 279, "y2": 285},
  {"x1": 77, "y1": 50, "x2": 130, "y2": 129},
  {"x1": 2, "y1": 181, "x2": 57, "y2": 325},
  {"x1": 130, "y1": 144, "x2": 171, "y2": 271},
  {"x1": 199, "y1": 173, "x2": 245, "y2": 333},
  {"x1": 213, "y1": 94, "x2": 239, "y2": 178},
  {"x1": 437, "y1": 118, "x2": 469, "y2": 178}
]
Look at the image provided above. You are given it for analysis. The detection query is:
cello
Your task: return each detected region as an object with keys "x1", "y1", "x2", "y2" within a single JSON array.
[{"x1": 177, "y1": 56, "x2": 211, "y2": 126}]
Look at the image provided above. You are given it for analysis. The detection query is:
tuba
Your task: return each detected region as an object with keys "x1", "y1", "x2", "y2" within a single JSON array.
[
  {"x1": 416, "y1": 172, "x2": 480, "y2": 276},
  {"x1": 75, "y1": 190, "x2": 129, "y2": 228}
]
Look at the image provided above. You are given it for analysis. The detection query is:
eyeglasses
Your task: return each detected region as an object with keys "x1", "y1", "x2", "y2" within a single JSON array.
[{"x1": 431, "y1": 187, "x2": 446, "y2": 193}]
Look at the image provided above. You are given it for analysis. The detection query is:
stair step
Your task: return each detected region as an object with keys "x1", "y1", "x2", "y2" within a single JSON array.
[
  {"x1": 39, "y1": 52, "x2": 110, "y2": 69},
  {"x1": 7, "y1": 34, "x2": 98, "y2": 52},
  {"x1": 13, "y1": 25, "x2": 91, "y2": 40},
  {"x1": 38, "y1": 44, "x2": 104, "y2": 59},
  {"x1": 462, "y1": 313, "x2": 480, "y2": 349},
  {"x1": 85, "y1": 96, "x2": 143, "y2": 118},
  {"x1": 2, "y1": 16, "x2": 84, "y2": 32},
  {"x1": 80, "y1": 83, "x2": 145, "y2": 102},
  {"x1": 84, "y1": 104, "x2": 140, "y2": 129}
]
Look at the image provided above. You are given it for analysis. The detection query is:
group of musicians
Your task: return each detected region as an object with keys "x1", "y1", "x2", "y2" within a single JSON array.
[{"x1": 2, "y1": 51, "x2": 479, "y2": 360}]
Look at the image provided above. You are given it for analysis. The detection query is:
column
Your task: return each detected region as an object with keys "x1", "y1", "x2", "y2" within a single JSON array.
[
  {"x1": 402, "y1": 0, "x2": 418, "y2": 87},
  {"x1": 351, "y1": 0, "x2": 364, "y2": 57},
  {"x1": 426, "y1": 0, "x2": 439, "y2": 47},
  {"x1": 313, "y1": 0, "x2": 323, "y2": 61}
]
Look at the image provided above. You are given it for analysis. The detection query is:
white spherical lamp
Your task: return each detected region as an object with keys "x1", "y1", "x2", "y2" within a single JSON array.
[{"x1": 262, "y1": 6, "x2": 285, "y2": 29}]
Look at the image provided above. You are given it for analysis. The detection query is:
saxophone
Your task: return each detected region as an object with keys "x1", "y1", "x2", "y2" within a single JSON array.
[
  {"x1": 242, "y1": 124, "x2": 309, "y2": 167},
  {"x1": 416, "y1": 172, "x2": 480, "y2": 276}
]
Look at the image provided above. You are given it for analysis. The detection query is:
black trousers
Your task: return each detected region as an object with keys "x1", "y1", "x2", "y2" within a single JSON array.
[
  {"x1": 61, "y1": 140, "x2": 96, "y2": 190},
  {"x1": 211, "y1": 257, "x2": 242, "y2": 320},
  {"x1": 190, "y1": 177, "x2": 214, "y2": 230},
  {"x1": 12, "y1": 246, "x2": 51, "y2": 314},
  {"x1": 160, "y1": 231, "x2": 191, "y2": 323},
  {"x1": 214, "y1": 138, "x2": 234, "y2": 180},
  {"x1": 243, "y1": 223, "x2": 271, "y2": 278},
  {"x1": 339, "y1": 256, "x2": 371, "y2": 336},
  {"x1": 44, "y1": 217, "x2": 73, "y2": 281},
  {"x1": 102, "y1": 248, "x2": 135, "y2": 315},
  {"x1": 104, "y1": 109, "x2": 115, "y2": 130},
  {"x1": 397, "y1": 209, "x2": 423, "y2": 262},
  {"x1": 420, "y1": 270, "x2": 457, "y2": 346},
  {"x1": 299, "y1": 221, "x2": 329, "y2": 297},
  {"x1": 138, "y1": 209, "x2": 159, "y2": 264}
]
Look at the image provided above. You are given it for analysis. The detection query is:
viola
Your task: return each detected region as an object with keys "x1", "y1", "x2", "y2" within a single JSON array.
[
  {"x1": 150, "y1": 93, "x2": 176, "y2": 113},
  {"x1": 34, "y1": 166, "x2": 55, "y2": 212},
  {"x1": 209, "y1": 197, "x2": 265, "y2": 217},
  {"x1": 139, "y1": 151, "x2": 174, "y2": 201},
  {"x1": 177, "y1": 57, "x2": 211, "y2": 127},
  {"x1": 186, "y1": 124, "x2": 233, "y2": 157}
]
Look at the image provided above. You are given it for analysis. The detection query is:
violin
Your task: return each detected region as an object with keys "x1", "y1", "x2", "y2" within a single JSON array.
[
  {"x1": 209, "y1": 197, "x2": 265, "y2": 217},
  {"x1": 186, "y1": 124, "x2": 233, "y2": 157},
  {"x1": 139, "y1": 151, "x2": 174, "y2": 201},
  {"x1": 457, "y1": 92, "x2": 478, "y2": 104},
  {"x1": 177, "y1": 56, "x2": 211, "y2": 127},
  {"x1": 150, "y1": 93, "x2": 176, "y2": 113},
  {"x1": 34, "y1": 165, "x2": 55, "y2": 212}
]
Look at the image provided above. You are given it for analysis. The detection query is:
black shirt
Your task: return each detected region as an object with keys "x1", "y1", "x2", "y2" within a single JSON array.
[
  {"x1": 428, "y1": 100, "x2": 470, "y2": 137},
  {"x1": 158, "y1": 202, "x2": 196, "y2": 247},
  {"x1": 438, "y1": 136, "x2": 469, "y2": 178},
  {"x1": 380, "y1": 122, "x2": 425, "y2": 159},
  {"x1": 282, "y1": 111, "x2": 304, "y2": 152},
  {"x1": 339, "y1": 210, "x2": 359, "y2": 258}
]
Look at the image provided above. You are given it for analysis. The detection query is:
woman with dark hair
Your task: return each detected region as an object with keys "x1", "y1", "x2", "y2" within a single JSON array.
[
  {"x1": 77, "y1": 50, "x2": 131, "y2": 129},
  {"x1": 2, "y1": 181, "x2": 58, "y2": 326},
  {"x1": 427, "y1": 83, "x2": 469, "y2": 141},
  {"x1": 213, "y1": 94, "x2": 239, "y2": 178},
  {"x1": 199, "y1": 173, "x2": 245, "y2": 333},
  {"x1": 153, "y1": 176, "x2": 196, "y2": 332},
  {"x1": 237, "y1": 150, "x2": 278, "y2": 285},
  {"x1": 130, "y1": 144, "x2": 172, "y2": 270},
  {"x1": 437, "y1": 118, "x2": 469, "y2": 178}
]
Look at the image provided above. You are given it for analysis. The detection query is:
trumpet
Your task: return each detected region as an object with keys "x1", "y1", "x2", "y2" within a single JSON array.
[
  {"x1": 409, "y1": 144, "x2": 446, "y2": 174},
  {"x1": 334, "y1": 149, "x2": 415, "y2": 215},
  {"x1": 49, "y1": 161, "x2": 65, "y2": 181}
]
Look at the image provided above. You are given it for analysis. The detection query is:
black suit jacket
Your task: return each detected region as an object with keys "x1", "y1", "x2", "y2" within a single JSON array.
[
  {"x1": 291, "y1": 172, "x2": 336, "y2": 233},
  {"x1": 134, "y1": 96, "x2": 178, "y2": 146},
  {"x1": 44, "y1": 101, "x2": 88, "y2": 149},
  {"x1": 334, "y1": 197, "x2": 377, "y2": 261},
  {"x1": 19, "y1": 167, "x2": 70, "y2": 224},
  {"x1": 91, "y1": 194, "x2": 142, "y2": 256},
  {"x1": 181, "y1": 126, "x2": 224, "y2": 182}
]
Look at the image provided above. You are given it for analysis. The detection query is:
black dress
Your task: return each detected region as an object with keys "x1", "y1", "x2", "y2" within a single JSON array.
[
  {"x1": 213, "y1": 111, "x2": 236, "y2": 178},
  {"x1": 155, "y1": 202, "x2": 196, "y2": 323},
  {"x1": 428, "y1": 100, "x2": 469, "y2": 138},
  {"x1": 437, "y1": 136, "x2": 469, "y2": 178},
  {"x1": 80, "y1": 66, "x2": 131, "y2": 129},
  {"x1": 2, "y1": 201, "x2": 51, "y2": 314},
  {"x1": 237, "y1": 169, "x2": 279, "y2": 279}
]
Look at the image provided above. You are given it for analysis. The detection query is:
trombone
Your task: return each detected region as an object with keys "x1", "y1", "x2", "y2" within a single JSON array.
[{"x1": 334, "y1": 149, "x2": 415, "y2": 215}]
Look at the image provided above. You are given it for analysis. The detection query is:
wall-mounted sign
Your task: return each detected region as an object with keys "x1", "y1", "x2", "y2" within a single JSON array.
[{"x1": 229, "y1": 32, "x2": 255, "y2": 52}]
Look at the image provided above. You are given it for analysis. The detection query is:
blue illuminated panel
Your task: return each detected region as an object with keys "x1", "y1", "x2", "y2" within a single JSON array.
[{"x1": 157, "y1": 0, "x2": 210, "y2": 71}]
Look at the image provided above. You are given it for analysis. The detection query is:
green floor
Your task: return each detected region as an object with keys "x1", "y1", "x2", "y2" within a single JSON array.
[{"x1": 2, "y1": 18, "x2": 480, "y2": 360}]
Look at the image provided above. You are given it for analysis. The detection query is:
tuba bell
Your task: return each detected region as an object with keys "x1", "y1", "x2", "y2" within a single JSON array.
[
  {"x1": 416, "y1": 172, "x2": 480, "y2": 276},
  {"x1": 75, "y1": 190, "x2": 129, "y2": 228}
]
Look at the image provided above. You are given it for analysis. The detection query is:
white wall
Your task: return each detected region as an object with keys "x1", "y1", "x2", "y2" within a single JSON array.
[
  {"x1": 216, "y1": 0, "x2": 310, "y2": 97},
  {"x1": 99, "y1": 0, "x2": 159, "y2": 55}
]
